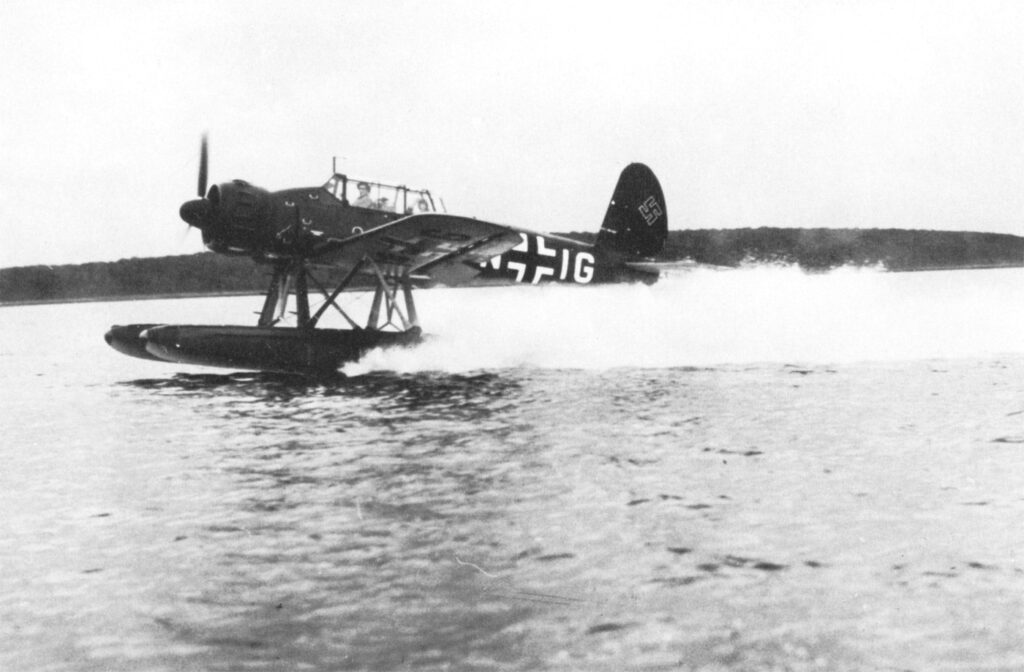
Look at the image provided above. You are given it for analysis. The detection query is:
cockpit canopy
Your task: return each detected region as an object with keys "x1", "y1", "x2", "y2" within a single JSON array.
[{"x1": 322, "y1": 174, "x2": 441, "y2": 215}]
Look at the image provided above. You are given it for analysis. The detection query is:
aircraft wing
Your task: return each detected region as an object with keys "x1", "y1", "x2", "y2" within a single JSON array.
[{"x1": 309, "y1": 213, "x2": 523, "y2": 286}]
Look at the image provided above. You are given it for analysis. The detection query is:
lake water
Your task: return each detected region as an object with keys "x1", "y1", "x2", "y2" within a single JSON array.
[{"x1": 3, "y1": 266, "x2": 1024, "y2": 671}]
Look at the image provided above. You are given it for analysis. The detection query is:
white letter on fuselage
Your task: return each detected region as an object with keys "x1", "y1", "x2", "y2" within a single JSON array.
[{"x1": 574, "y1": 252, "x2": 595, "y2": 283}]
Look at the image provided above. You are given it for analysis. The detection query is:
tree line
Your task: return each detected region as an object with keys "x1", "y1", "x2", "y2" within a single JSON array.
[
  {"x1": 3, "y1": 228, "x2": 1023, "y2": 304},
  {"x1": 566, "y1": 228, "x2": 1024, "y2": 271}
]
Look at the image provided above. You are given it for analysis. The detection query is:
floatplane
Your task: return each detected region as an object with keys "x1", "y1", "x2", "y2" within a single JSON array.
[{"x1": 105, "y1": 138, "x2": 668, "y2": 373}]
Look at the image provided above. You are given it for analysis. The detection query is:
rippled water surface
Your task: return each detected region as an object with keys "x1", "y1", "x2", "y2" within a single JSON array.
[{"x1": 4, "y1": 267, "x2": 1024, "y2": 671}]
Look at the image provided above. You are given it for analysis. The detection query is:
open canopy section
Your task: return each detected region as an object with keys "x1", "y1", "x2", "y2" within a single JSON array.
[{"x1": 322, "y1": 174, "x2": 442, "y2": 215}]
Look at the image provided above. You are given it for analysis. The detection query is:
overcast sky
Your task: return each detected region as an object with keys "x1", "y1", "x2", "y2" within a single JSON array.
[{"x1": 2, "y1": 0, "x2": 1023, "y2": 267}]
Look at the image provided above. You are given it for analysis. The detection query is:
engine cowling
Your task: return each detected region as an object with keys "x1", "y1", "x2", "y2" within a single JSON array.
[{"x1": 180, "y1": 180, "x2": 276, "y2": 256}]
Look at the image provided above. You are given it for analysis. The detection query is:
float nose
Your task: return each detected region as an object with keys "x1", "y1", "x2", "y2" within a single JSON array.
[{"x1": 105, "y1": 324, "x2": 164, "y2": 361}]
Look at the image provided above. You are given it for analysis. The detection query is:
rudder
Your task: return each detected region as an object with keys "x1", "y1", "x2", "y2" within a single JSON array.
[{"x1": 595, "y1": 163, "x2": 667, "y2": 258}]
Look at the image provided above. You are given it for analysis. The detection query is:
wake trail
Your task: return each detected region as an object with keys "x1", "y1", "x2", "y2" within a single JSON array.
[{"x1": 341, "y1": 266, "x2": 1024, "y2": 375}]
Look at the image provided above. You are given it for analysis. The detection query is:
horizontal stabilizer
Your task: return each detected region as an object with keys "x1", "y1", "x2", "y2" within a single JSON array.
[{"x1": 624, "y1": 260, "x2": 727, "y2": 275}]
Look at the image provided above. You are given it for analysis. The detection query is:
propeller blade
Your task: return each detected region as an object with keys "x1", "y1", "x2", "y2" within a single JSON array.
[{"x1": 197, "y1": 134, "x2": 209, "y2": 197}]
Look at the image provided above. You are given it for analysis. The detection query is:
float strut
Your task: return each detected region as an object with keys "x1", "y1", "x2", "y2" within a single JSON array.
[
  {"x1": 294, "y1": 265, "x2": 310, "y2": 328},
  {"x1": 259, "y1": 263, "x2": 291, "y2": 327},
  {"x1": 367, "y1": 285, "x2": 384, "y2": 330},
  {"x1": 308, "y1": 258, "x2": 366, "y2": 329},
  {"x1": 402, "y1": 278, "x2": 419, "y2": 327}
]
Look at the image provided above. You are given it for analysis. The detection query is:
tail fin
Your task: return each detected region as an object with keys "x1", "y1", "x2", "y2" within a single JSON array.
[{"x1": 595, "y1": 163, "x2": 667, "y2": 258}]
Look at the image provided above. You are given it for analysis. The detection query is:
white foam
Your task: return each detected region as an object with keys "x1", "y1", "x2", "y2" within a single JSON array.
[{"x1": 340, "y1": 265, "x2": 1024, "y2": 374}]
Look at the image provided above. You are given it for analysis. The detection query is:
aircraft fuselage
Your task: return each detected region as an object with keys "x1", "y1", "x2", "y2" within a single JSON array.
[
  {"x1": 478, "y1": 231, "x2": 656, "y2": 285},
  {"x1": 184, "y1": 180, "x2": 657, "y2": 285}
]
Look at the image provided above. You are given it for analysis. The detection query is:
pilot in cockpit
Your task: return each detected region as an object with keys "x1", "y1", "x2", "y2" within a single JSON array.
[{"x1": 354, "y1": 182, "x2": 374, "y2": 208}]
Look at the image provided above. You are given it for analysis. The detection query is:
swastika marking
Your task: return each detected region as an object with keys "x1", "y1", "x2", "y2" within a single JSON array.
[{"x1": 638, "y1": 196, "x2": 663, "y2": 226}]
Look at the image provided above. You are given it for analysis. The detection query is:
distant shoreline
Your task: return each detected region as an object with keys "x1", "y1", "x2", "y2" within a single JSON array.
[
  {"x1": 0, "y1": 290, "x2": 263, "y2": 308},
  {"x1": 885, "y1": 263, "x2": 1024, "y2": 273},
  {"x1": 3, "y1": 228, "x2": 1023, "y2": 306},
  {"x1": 4, "y1": 262, "x2": 1023, "y2": 308}
]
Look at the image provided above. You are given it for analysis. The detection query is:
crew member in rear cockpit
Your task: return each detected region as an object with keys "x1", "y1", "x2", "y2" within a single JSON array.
[
  {"x1": 354, "y1": 182, "x2": 374, "y2": 208},
  {"x1": 405, "y1": 197, "x2": 430, "y2": 215}
]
